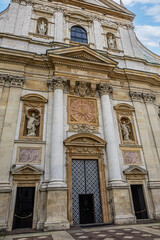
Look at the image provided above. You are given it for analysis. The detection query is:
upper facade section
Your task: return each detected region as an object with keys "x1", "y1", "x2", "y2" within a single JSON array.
[{"x1": 0, "y1": 0, "x2": 160, "y2": 65}]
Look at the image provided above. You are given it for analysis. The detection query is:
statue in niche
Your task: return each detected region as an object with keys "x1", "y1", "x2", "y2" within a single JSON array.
[
  {"x1": 107, "y1": 33, "x2": 116, "y2": 49},
  {"x1": 121, "y1": 118, "x2": 131, "y2": 141},
  {"x1": 26, "y1": 109, "x2": 41, "y2": 136},
  {"x1": 37, "y1": 19, "x2": 47, "y2": 35}
]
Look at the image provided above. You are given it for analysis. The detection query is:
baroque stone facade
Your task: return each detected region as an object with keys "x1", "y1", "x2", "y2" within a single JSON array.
[{"x1": 0, "y1": 0, "x2": 160, "y2": 233}]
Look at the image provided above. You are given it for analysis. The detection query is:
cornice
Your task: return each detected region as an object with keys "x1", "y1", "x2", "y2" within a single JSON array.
[{"x1": 49, "y1": 0, "x2": 135, "y2": 21}]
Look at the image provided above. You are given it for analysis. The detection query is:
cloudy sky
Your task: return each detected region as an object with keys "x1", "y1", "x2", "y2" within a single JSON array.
[{"x1": 0, "y1": 0, "x2": 160, "y2": 55}]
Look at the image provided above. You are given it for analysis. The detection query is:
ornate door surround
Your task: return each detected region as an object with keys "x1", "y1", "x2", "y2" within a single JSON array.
[{"x1": 64, "y1": 133, "x2": 110, "y2": 225}]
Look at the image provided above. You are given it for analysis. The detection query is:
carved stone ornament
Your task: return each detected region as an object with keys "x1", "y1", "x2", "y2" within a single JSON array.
[
  {"x1": 69, "y1": 124, "x2": 98, "y2": 134},
  {"x1": 74, "y1": 81, "x2": 90, "y2": 97},
  {"x1": 98, "y1": 83, "x2": 113, "y2": 96},
  {"x1": 47, "y1": 76, "x2": 67, "y2": 91},
  {"x1": 129, "y1": 91, "x2": 156, "y2": 103},
  {"x1": 0, "y1": 74, "x2": 25, "y2": 87}
]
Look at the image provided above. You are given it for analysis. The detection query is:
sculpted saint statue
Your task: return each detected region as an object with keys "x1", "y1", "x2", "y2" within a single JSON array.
[
  {"x1": 38, "y1": 20, "x2": 47, "y2": 35},
  {"x1": 121, "y1": 120, "x2": 131, "y2": 141},
  {"x1": 26, "y1": 110, "x2": 41, "y2": 136},
  {"x1": 108, "y1": 34, "x2": 116, "y2": 49}
]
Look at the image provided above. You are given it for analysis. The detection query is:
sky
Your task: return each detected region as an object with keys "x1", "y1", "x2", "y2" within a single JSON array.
[{"x1": 0, "y1": 0, "x2": 160, "y2": 56}]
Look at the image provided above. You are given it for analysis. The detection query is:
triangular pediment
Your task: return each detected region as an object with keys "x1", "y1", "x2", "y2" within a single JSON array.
[
  {"x1": 47, "y1": 46, "x2": 117, "y2": 66},
  {"x1": 124, "y1": 166, "x2": 148, "y2": 175},
  {"x1": 11, "y1": 164, "x2": 44, "y2": 175}
]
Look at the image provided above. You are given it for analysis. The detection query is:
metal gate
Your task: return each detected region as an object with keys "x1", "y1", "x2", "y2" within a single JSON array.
[{"x1": 72, "y1": 159, "x2": 102, "y2": 225}]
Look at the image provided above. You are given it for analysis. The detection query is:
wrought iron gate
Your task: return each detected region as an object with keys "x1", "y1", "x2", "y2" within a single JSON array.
[{"x1": 72, "y1": 159, "x2": 102, "y2": 225}]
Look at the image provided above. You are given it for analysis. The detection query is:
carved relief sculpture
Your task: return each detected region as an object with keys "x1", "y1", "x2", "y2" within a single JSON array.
[
  {"x1": 37, "y1": 18, "x2": 48, "y2": 35},
  {"x1": 123, "y1": 151, "x2": 142, "y2": 165},
  {"x1": 107, "y1": 33, "x2": 116, "y2": 49},
  {"x1": 25, "y1": 109, "x2": 41, "y2": 136},
  {"x1": 17, "y1": 148, "x2": 41, "y2": 164},
  {"x1": 75, "y1": 81, "x2": 90, "y2": 97},
  {"x1": 68, "y1": 96, "x2": 99, "y2": 126}
]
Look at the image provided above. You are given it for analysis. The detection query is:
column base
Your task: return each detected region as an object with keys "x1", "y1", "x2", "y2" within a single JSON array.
[
  {"x1": 44, "y1": 221, "x2": 70, "y2": 231},
  {"x1": 148, "y1": 181, "x2": 160, "y2": 219},
  {"x1": 44, "y1": 185, "x2": 70, "y2": 231},
  {"x1": 107, "y1": 182, "x2": 135, "y2": 225}
]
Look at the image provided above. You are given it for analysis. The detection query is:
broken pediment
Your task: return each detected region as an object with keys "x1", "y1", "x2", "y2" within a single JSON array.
[
  {"x1": 47, "y1": 46, "x2": 117, "y2": 68},
  {"x1": 124, "y1": 166, "x2": 148, "y2": 176},
  {"x1": 11, "y1": 164, "x2": 44, "y2": 175}
]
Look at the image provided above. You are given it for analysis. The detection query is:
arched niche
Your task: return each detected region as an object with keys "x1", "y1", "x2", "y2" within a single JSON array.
[
  {"x1": 64, "y1": 133, "x2": 110, "y2": 225},
  {"x1": 19, "y1": 94, "x2": 47, "y2": 140},
  {"x1": 114, "y1": 103, "x2": 138, "y2": 145}
]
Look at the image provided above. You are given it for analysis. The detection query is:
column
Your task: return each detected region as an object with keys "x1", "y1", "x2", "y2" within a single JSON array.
[
  {"x1": 0, "y1": 75, "x2": 25, "y2": 231},
  {"x1": 98, "y1": 83, "x2": 122, "y2": 183},
  {"x1": 49, "y1": 76, "x2": 66, "y2": 187},
  {"x1": 98, "y1": 84, "x2": 135, "y2": 225},
  {"x1": 44, "y1": 76, "x2": 69, "y2": 231}
]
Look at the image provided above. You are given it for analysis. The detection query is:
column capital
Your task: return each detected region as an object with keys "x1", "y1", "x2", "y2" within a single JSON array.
[
  {"x1": 98, "y1": 83, "x2": 113, "y2": 97},
  {"x1": 142, "y1": 93, "x2": 156, "y2": 103},
  {"x1": 0, "y1": 74, "x2": 25, "y2": 88},
  {"x1": 47, "y1": 76, "x2": 67, "y2": 91},
  {"x1": 129, "y1": 91, "x2": 156, "y2": 103},
  {"x1": 129, "y1": 91, "x2": 143, "y2": 101}
]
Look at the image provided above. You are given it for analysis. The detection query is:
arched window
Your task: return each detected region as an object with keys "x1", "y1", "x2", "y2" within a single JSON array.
[{"x1": 71, "y1": 26, "x2": 88, "y2": 44}]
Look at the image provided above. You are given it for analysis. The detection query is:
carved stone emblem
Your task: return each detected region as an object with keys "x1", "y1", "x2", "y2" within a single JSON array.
[
  {"x1": 68, "y1": 96, "x2": 98, "y2": 125},
  {"x1": 70, "y1": 99, "x2": 95, "y2": 123},
  {"x1": 123, "y1": 151, "x2": 141, "y2": 165},
  {"x1": 75, "y1": 81, "x2": 90, "y2": 97}
]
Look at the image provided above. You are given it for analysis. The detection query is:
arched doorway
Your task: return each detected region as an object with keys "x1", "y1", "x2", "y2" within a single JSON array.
[{"x1": 64, "y1": 133, "x2": 110, "y2": 225}]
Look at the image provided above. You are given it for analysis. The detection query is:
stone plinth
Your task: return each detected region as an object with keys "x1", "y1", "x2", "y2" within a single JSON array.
[{"x1": 44, "y1": 188, "x2": 69, "y2": 231}]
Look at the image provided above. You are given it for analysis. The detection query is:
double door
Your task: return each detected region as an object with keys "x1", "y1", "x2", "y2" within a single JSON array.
[{"x1": 72, "y1": 159, "x2": 102, "y2": 225}]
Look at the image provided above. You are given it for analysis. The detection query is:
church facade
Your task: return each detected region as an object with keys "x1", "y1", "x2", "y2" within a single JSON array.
[{"x1": 0, "y1": 0, "x2": 160, "y2": 232}]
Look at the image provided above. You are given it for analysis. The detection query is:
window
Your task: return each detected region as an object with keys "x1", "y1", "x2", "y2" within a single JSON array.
[{"x1": 71, "y1": 26, "x2": 88, "y2": 44}]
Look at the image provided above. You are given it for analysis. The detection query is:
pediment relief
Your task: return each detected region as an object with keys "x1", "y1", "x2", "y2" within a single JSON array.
[
  {"x1": 123, "y1": 166, "x2": 147, "y2": 176},
  {"x1": 64, "y1": 133, "x2": 106, "y2": 147},
  {"x1": 61, "y1": 51, "x2": 104, "y2": 62},
  {"x1": 11, "y1": 164, "x2": 44, "y2": 175},
  {"x1": 48, "y1": 46, "x2": 117, "y2": 67}
]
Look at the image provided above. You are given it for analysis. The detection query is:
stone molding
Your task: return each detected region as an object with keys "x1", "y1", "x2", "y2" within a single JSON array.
[
  {"x1": 12, "y1": 0, "x2": 33, "y2": 5},
  {"x1": 47, "y1": 76, "x2": 67, "y2": 91},
  {"x1": 129, "y1": 91, "x2": 156, "y2": 103},
  {"x1": 0, "y1": 74, "x2": 25, "y2": 88},
  {"x1": 98, "y1": 83, "x2": 113, "y2": 96}
]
